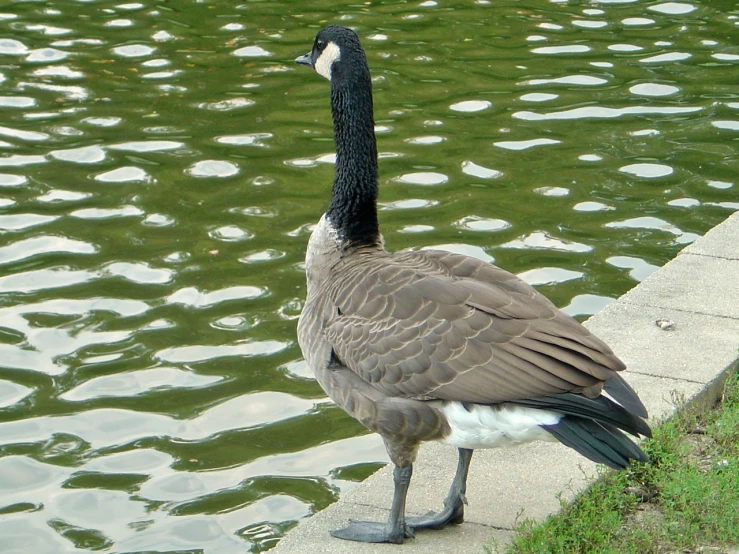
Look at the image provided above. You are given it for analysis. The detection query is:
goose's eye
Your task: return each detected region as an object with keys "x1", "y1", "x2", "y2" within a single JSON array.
[{"x1": 316, "y1": 40, "x2": 325, "y2": 51}]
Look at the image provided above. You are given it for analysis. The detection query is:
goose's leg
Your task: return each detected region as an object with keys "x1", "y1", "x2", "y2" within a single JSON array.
[
  {"x1": 330, "y1": 464, "x2": 414, "y2": 544},
  {"x1": 407, "y1": 448, "x2": 473, "y2": 530}
]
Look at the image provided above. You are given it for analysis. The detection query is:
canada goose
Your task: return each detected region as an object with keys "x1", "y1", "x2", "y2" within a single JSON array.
[{"x1": 294, "y1": 25, "x2": 651, "y2": 544}]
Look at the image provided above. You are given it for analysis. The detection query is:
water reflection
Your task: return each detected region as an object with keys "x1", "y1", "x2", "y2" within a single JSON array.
[
  {"x1": 461, "y1": 160, "x2": 502, "y2": 179},
  {"x1": 449, "y1": 100, "x2": 491, "y2": 112},
  {"x1": 494, "y1": 138, "x2": 560, "y2": 150},
  {"x1": 501, "y1": 232, "x2": 593, "y2": 253},
  {"x1": 605, "y1": 216, "x2": 700, "y2": 244},
  {"x1": 0, "y1": 0, "x2": 737, "y2": 552},
  {"x1": 619, "y1": 163, "x2": 673, "y2": 178},
  {"x1": 629, "y1": 83, "x2": 680, "y2": 96},
  {"x1": 514, "y1": 105, "x2": 702, "y2": 121},
  {"x1": 394, "y1": 172, "x2": 448, "y2": 185}
]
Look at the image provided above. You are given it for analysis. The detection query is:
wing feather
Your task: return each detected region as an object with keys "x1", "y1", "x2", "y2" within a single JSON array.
[{"x1": 306, "y1": 248, "x2": 631, "y2": 406}]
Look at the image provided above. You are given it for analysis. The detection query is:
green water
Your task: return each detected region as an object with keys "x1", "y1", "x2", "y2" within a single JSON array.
[{"x1": 0, "y1": 0, "x2": 736, "y2": 552}]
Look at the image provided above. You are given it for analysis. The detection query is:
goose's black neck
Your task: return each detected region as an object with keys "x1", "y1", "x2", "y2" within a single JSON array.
[{"x1": 325, "y1": 54, "x2": 380, "y2": 248}]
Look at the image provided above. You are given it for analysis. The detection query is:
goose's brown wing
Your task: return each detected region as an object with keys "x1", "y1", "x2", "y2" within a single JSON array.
[{"x1": 323, "y1": 249, "x2": 627, "y2": 405}]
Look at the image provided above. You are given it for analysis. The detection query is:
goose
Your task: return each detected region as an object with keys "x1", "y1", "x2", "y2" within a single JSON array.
[{"x1": 294, "y1": 25, "x2": 651, "y2": 544}]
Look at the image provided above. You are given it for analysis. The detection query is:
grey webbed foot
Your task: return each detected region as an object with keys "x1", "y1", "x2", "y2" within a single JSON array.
[
  {"x1": 330, "y1": 519, "x2": 414, "y2": 544},
  {"x1": 406, "y1": 493, "x2": 467, "y2": 530},
  {"x1": 330, "y1": 462, "x2": 416, "y2": 543}
]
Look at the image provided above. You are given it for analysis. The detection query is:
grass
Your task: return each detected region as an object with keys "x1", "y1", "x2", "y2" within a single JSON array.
[{"x1": 499, "y1": 370, "x2": 739, "y2": 554}]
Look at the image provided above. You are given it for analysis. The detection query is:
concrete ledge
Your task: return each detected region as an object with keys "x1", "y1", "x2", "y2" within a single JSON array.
[{"x1": 274, "y1": 212, "x2": 739, "y2": 554}]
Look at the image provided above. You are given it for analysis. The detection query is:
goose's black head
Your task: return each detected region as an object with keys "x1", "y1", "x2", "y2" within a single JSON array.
[{"x1": 295, "y1": 26, "x2": 368, "y2": 84}]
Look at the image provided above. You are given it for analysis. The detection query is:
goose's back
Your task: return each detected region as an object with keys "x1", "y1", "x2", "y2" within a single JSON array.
[{"x1": 298, "y1": 248, "x2": 626, "y2": 419}]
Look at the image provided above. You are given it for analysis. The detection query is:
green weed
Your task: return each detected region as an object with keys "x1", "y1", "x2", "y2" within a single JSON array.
[{"x1": 505, "y1": 371, "x2": 739, "y2": 554}]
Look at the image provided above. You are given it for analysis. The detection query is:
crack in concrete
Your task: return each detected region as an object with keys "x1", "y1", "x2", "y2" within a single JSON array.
[
  {"x1": 681, "y1": 252, "x2": 739, "y2": 262},
  {"x1": 621, "y1": 300, "x2": 739, "y2": 322}
]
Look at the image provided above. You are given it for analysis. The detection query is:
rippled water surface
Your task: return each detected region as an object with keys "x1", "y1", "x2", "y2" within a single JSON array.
[{"x1": 1, "y1": 1, "x2": 737, "y2": 552}]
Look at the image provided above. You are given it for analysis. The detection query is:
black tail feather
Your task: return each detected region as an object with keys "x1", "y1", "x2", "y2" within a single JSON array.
[
  {"x1": 511, "y1": 393, "x2": 652, "y2": 438},
  {"x1": 542, "y1": 416, "x2": 649, "y2": 469},
  {"x1": 604, "y1": 374, "x2": 648, "y2": 419}
]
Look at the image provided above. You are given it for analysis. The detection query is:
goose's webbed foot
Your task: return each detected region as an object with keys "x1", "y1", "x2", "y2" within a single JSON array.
[
  {"x1": 331, "y1": 463, "x2": 415, "y2": 544},
  {"x1": 406, "y1": 493, "x2": 467, "y2": 530},
  {"x1": 330, "y1": 520, "x2": 414, "y2": 544}
]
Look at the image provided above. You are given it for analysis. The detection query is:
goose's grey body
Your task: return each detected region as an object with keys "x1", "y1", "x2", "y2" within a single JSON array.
[{"x1": 295, "y1": 26, "x2": 650, "y2": 544}]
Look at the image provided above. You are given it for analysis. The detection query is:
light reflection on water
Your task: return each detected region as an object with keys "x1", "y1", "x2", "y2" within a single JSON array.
[{"x1": 0, "y1": 0, "x2": 737, "y2": 552}]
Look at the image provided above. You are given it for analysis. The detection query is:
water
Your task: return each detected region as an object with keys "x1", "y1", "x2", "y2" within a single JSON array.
[{"x1": 0, "y1": 1, "x2": 736, "y2": 552}]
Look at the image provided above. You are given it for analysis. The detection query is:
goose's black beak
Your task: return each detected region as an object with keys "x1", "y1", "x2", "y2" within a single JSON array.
[{"x1": 295, "y1": 52, "x2": 312, "y2": 67}]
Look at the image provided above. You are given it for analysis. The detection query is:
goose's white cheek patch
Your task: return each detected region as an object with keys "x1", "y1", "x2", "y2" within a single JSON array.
[{"x1": 315, "y1": 41, "x2": 340, "y2": 81}]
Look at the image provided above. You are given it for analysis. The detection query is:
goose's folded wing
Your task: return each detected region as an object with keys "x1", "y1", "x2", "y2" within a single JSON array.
[{"x1": 324, "y1": 250, "x2": 632, "y2": 406}]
